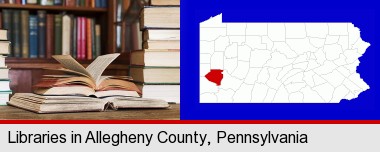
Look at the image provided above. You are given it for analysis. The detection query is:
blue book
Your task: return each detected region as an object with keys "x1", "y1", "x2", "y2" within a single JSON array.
[
  {"x1": 29, "y1": 15, "x2": 38, "y2": 58},
  {"x1": 95, "y1": 0, "x2": 101, "y2": 8},
  {"x1": 53, "y1": 0, "x2": 62, "y2": 5},
  {"x1": 101, "y1": 0, "x2": 107, "y2": 8}
]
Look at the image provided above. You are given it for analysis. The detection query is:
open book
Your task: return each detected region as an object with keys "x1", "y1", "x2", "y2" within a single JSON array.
[
  {"x1": 33, "y1": 54, "x2": 141, "y2": 98},
  {"x1": 8, "y1": 93, "x2": 170, "y2": 114}
]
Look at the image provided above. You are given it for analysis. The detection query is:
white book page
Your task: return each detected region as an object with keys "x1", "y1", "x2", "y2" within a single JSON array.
[
  {"x1": 52, "y1": 55, "x2": 92, "y2": 78},
  {"x1": 86, "y1": 53, "x2": 120, "y2": 86}
]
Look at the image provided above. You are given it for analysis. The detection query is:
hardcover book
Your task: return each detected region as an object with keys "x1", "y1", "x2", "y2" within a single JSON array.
[
  {"x1": 54, "y1": 14, "x2": 62, "y2": 55},
  {"x1": 8, "y1": 93, "x2": 169, "y2": 113},
  {"x1": 12, "y1": 10, "x2": 21, "y2": 57},
  {"x1": 150, "y1": 0, "x2": 180, "y2": 6},
  {"x1": 33, "y1": 53, "x2": 142, "y2": 97},
  {"x1": 46, "y1": 14, "x2": 54, "y2": 58},
  {"x1": 21, "y1": 10, "x2": 30, "y2": 58},
  {"x1": 130, "y1": 49, "x2": 180, "y2": 67},
  {"x1": 129, "y1": 66, "x2": 180, "y2": 84},
  {"x1": 140, "y1": 7, "x2": 180, "y2": 29},
  {"x1": 29, "y1": 15, "x2": 38, "y2": 58},
  {"x1": 37, "y1": 11, "x2": 47, "y2": 58}
]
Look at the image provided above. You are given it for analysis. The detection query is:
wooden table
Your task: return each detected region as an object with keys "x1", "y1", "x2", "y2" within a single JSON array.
[{"x1": 0, "y1": 104, "x2": 179, "y2": 120}]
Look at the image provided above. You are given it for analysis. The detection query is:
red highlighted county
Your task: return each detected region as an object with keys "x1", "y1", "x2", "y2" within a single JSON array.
[{"x1": 205, "y1": 69, "x2": 223, "y2": 86}]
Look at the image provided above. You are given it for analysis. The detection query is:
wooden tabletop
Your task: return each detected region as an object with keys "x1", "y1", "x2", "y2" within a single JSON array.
[{"x1": 0, "y1": 104, "x2": 179, "y2": 120}]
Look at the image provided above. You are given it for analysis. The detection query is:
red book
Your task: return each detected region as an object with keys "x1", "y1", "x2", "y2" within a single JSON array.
[
  {"x1": 76, "y1": 17, "x2": 82, "y2": 59},
  {"x1": 65, "y1": 0, "x2": 76, "y2": 6},
  {"x1": 15, "y1": 0, "x2": 21, "y2": 4},
  {"x1": 81, "y1": 17, "x2": 87, "y2": 60}
]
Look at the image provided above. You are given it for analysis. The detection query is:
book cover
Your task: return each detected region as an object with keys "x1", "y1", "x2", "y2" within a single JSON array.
[
  {"x1": 12, "y1": 10, "x2": 21, "y2": 58},
  {"x1": 95, "y1": 0, "x2": 100, "y2": 8},
  {"x1": 39, "y1": 0, "x2": 53, "y2": 5},
  {"x1": 129, "y1": 66, "x2": 180, "y2": 84},
  {"x1": 0, "y1": 29, "x2": 7, "y2": 41},
  {"x1": 26, "y1": 0, "x2": 37, "y2": 4},
  {"x1": 86, "y1": 18, "x2": 92, "y2": 60},
  {"x1": 76, "y1": 17, "x2": 81, "y2": 59},
  {"x1": 21, "y1": 10, "x2": 30, "y2": 58},
  {"x1": 53, "y1": 0, "x2": 62, "y2": 5},
  {"x1": 71, "y1": 15, "x2": 77, "y2": 58},
  {"x1": 150, "y1": 0, "x2": 180, "y2": 6},
  {"x1": 140, "y1": 7, "x2": 180, "y2": 29},
  {"x1": 2, "y1": 10, "x2": 12, "y2": 55},
  {"x1": 29, "y1": 15, "x2": 38, "y2": 58},
  {"x1": 80, "y1": 17, "x2": 86, "y2": 59},
  {"x1": 62, "y1": 15, "x2": 71, "y2": 55},
  {"x1": 37, "y1": 10, "x2": 46, "y2": 58},
  {"x1": 54, "y1": 14, "x2": 62, "y2": 55},
  {"x1": 95, "y1": 24, "x2": 101, "y2": 58},
  {"x1": 65, "y1": 0, "x2": 75, "y2": 6},
  {"x1": 46, "y1": 14, "x2": 54, "y2": 59},
  {"x1": 91, "y1": 19, "x2": 96, "y2": 59}
]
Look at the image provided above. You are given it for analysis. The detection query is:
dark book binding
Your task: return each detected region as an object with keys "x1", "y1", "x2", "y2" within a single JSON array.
[
  {"x1": 46, "y1": 14, "x2": 54, "y2": 59},
  {"x1": 21, "y1": 10, "x2": 30, "y2": 58},
  {"x1": 2, "y1": 10, "x2": 12, "y2": 56},
  {"x1": 12, "y1": 10, "x2": 21, "y2": 57},
  {"x1": 29, "y1": 15, "x2": 38, "y2": 58},
  {"x1": 54, "y1": 14, "x2": 62, "y2": 55},
  {"x1": 37, "y1": 10, "x2": 46, "y2": 58}
]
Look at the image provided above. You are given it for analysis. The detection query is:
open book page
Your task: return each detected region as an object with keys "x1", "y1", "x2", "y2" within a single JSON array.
[
  {"x1": 85, "y1": 53, "x2": 120, "y2": 86},
  {"x1": 52, "y1": 55, "x2": 92, "y2": 78}
]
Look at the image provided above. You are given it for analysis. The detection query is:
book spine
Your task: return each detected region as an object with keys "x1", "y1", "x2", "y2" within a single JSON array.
[
  {"x1": 71, "y1": 15, "x2": 77, "y2": 58},
  {"x1": 102, "y1": 0, "x2": 107, "y2": 8},
  {"x1": 21, "y1": 0, "x2": 26, "y2": 4},
  {"x1": 29, "y1": 15, "x2": 38, "y2": 58},
  {"x1": 91, "y1": 19, "x2": 95, "y2": 59},
  {"x1": 15, "y1": 0, "x2": 21, "y2": 4},
  {"x1": 46, "y1": 14, "x2": 54, "y2": 59},
  {"x1": 76, "y1": 17, "x2": 81, "y2": 59},
  {"x1": 90, "y1": 0, "x2": 95, "y2": 7},
  {"x1": 53, "y1": 0, "x2": 61, "y2": 5},
  {"x1": 54, "y1": 14, "x2": 62, "y2": 55},
  {"x1": 0, "y1": 12, "x2": 2, "y2": 29},
  {"x1": 86, "y1": 18, "x2": 92, "y2": 60},
  {"x1": 95, "y1": 0, "x2": 100, "y2": 8},
  {"x1": 80, "y1": 17, "x2": 86, "y2": 59},
  {"x1": 12, "y1": 10, "x2": 21, "y2": 58},
  {"x1": 65, "y1": 0, "x2": 75, "y2": 6},
  {"x1": 37, "y1": 10, "x2": 46, "y2": 58},
  {"x1": 2, "y1": 10, "x2": 11, "y2": 56},
  {"x1": 39, "y1": 0, "x2": 53, "y2": 5},
  {"x1": 26, "y1": 0, "x2": 37, "y2": 4},
  {"x1": 62, "y1": 15, "x2": 71, "y2": 55},
  {"x1": 95, "y1": 24, "x2": 101, "y2": 57},
  {"x1": 20, "y1": 10, "x2": 29, "y2": 58}
]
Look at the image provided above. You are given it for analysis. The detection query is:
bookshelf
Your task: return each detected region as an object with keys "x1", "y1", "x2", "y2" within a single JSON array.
[{"x1": 0, "y1": 0, "x2": 129, "y2": 93}]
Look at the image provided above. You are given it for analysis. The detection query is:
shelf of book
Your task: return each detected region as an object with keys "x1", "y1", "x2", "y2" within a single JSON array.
[{"x1": 0, "y1": 4, "x2": 107, "y2": 13}]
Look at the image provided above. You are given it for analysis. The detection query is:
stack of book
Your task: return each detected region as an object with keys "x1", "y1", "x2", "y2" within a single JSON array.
[
  {"x1": 0, "y1": 0, "x2": 108, "y2": 8},
  {"x1": 130, "y1": 0, "x2": 180, "y2": 103},
  {"x1": 8, "y1": 54, "x2": 169, "y2": 113},
  {"x1": 1, "y1": 9, "x2": 101, "y2": 59},
  {"x1": 0, "y1": 29, "x2": 12, "y2": 105}
]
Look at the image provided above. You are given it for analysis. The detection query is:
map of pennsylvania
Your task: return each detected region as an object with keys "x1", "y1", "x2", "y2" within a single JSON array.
[{"x1": 200, "y1": 14, "x2": 370, "y2": 103}]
